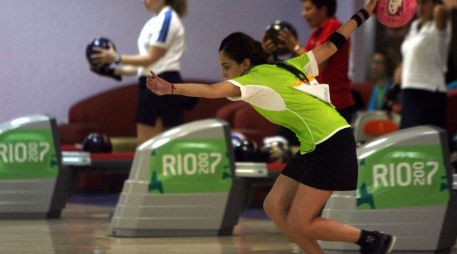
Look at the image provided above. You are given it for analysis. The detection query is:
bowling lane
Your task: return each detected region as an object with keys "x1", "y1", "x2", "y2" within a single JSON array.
[
  {"x1": 0, "y1": 193, "x2": 456, "y2": 254},
  {"x1": 0, "y1": 194, "x2": 295, "y2": 254}
]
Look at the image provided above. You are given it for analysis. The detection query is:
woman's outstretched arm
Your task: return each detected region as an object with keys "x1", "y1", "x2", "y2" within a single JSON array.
[
  {"x1": 312, "y1": 0, "x2": 378, "y2": 65},
  {"x1": 146, "y1": 73, "x2": 241, "y2": 98}
]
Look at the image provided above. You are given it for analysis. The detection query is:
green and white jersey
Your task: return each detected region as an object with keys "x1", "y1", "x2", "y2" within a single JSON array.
[{"x1": 228, "y1": 51, "x2": 350, "y2": 153}]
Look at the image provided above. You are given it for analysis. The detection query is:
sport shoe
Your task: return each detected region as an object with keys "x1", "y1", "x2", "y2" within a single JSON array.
[{"x1": 360, "y1": 231, "x2": 396, "y2": 254}]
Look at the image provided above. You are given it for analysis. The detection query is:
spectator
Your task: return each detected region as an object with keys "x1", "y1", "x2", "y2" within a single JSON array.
[
  {"x1": 399, "y1": 0, "x2": 451, "y2": 129},
  {"x1": 270, "y1": 0, "x2": 356, "y2": 122},
  {"x1": 264, "y1": 0, "x2": 356, "y2": 146},
  {"x1": 367, "y1": 50, "x2": 399, "y2": 111}
]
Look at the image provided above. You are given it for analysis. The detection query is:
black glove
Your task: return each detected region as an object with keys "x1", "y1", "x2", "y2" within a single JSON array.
[{"x1": 90, "y1": 65, "x2": 122, "y2": 81}]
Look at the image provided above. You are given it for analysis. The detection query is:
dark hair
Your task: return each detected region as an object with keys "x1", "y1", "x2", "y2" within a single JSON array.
[
  {"x1": 275, "y1": 62, "x2": 310, "y2": 83},
  {"x1": 374, "y1": 49, "x2": 400, "y2": 78},
  {"x1": 167, "y1": 0, "x2": 187, "y2": 17},
  {"x1": 219, "y1": 32, "x2": 268, "y2": 66},
  {"x1": 305, "y1": 0, "x2": 337, "y2": 17}
]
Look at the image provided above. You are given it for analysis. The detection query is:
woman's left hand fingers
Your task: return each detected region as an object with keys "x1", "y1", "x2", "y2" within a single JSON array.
[{"x1": 365, "y1": 0, "x2": 378, "y2": 15}]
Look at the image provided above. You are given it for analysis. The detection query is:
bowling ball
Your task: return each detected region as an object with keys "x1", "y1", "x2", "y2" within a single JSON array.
[
  {"x1": 82, "y1": 132, "x2": 112, "y2": 153},
  {"x1": 86, "y1": 37, "x2": 116, "y2": 68},
  {"x1": 231, "y1": 131, "x2": 246, "y2": 147},
  {"x1": 261, "y1": 136, "x2": 292, "y2": 163},
  {"x1": 374, "y1": 0, "x2": 417, "y2": 28},
  {"x1": 231, "y1": 134, "x2": 261, "y2": 162},
  {"x1": 231, "y1": 131, "x2": 247, "y2": 161},
  {"x1": 264, "y1": 20, "x2": 298, "y2": 55},
  {"x1": 239, "y1": 140, "x2": 261, "y2": 162}
]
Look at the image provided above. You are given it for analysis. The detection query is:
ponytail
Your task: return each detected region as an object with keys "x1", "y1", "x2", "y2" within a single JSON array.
[{"x1": 275, "y1": 62, "x2": 310, "y2": 83}]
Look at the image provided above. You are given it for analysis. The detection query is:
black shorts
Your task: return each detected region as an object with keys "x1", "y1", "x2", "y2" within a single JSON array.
[
  {"x1": 281, "y1": 127, "x2": 358, "y2": 191},
  {"x1": 135, "y1": 71, "x2": 186, "y2": 128}
]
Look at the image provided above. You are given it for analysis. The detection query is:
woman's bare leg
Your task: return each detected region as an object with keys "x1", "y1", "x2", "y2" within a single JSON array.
[
  {"x1": 136, "y1": 119, "x2": 164, "y2": 145},
  {"x1": 286, "y1": 184, "x2": 361, "y2": 253},
  {"x1": 263, "y1": 175, "x2": 323, "y2": 253}
]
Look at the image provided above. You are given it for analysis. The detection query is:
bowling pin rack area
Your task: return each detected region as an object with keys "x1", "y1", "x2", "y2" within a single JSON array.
[
  {"x1": 61, "y1": 151, "x2": 457, "y2": 189},
  {"x1": 61, "y1": 151, "x2": 277, "y2": 178}
]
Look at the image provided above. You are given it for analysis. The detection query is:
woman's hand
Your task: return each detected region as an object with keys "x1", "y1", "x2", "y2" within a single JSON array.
[
  {"x1": 261, "y1": 37, "x2": 277, "y2": 55},
  {"x1": 146, "y1": 72, "x2": 174, "y2": 95},
  {"x1": 278, "y1": 28, "x2": 300, "y2": 52},
  {"x1": 364, "y1": 0, "x2": 378, "y2": 17},
  {"x1": 90, "y1": 43, "x2": 117, "y2": 67}
]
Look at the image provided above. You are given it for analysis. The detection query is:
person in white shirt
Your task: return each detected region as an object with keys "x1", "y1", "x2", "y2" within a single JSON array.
[
  {"x1": 399, "y1": 0, "x2": 451, "y2": 129},
  {"x1": 91, "y1": 0, "x2": 189, "y2": 145}
]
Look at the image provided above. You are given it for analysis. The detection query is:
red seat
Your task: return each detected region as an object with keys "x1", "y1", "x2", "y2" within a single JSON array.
[{"x1": 363, "y1": 119, "x2": 399, "y2": 137}]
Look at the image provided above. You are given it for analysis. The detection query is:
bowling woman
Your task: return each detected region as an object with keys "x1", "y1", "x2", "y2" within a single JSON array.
[
  {"x1": 399, "y1": 0, "x2": 451, "y2": 129},
  {"x1": 91, "y1": 0, "x2": 189, "y2": 145},
  {"x1": 146, "y1": 0, "x2": 396, "y2": 253}
]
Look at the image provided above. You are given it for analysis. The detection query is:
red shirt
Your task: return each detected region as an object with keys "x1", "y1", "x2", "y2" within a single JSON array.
[{"x1": 304, "y1": 17, "x2": 354, "y2": 110}]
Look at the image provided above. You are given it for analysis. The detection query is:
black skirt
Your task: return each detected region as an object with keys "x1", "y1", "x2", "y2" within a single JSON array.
[{"x1": 281, "y1": 127, "x2": 358, "y2": 191}]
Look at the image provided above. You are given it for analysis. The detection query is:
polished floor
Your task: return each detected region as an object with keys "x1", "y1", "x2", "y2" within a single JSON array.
[{"x1": 1, "y1": 194, "x2": 456, "y2": 254}]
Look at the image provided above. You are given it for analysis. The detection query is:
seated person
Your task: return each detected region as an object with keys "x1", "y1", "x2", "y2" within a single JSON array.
[{"x1": 367, "y1": 50, "x2": 399, "y2": 111}]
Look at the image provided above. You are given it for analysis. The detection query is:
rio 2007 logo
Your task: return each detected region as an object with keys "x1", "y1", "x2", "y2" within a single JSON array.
[{"x1": 0, "y1": 142, "x2": 50, "y2": 164}]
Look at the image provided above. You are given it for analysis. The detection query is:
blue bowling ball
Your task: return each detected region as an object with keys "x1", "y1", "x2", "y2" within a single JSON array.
[
  {"x1": 86, "y1": 37, "x2": 116, "y2": 68},
  {"x1": 231, "y1": 133, "x2": 245, "y2": 161}
]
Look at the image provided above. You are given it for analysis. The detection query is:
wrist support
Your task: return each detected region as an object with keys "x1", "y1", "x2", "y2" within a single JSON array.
[
  {"x1": 327, "y1": 32, "x2": 347, "y2": 50},
  {"x1": 351, "y1": 8, "x2": 370, "y2": 27}
]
